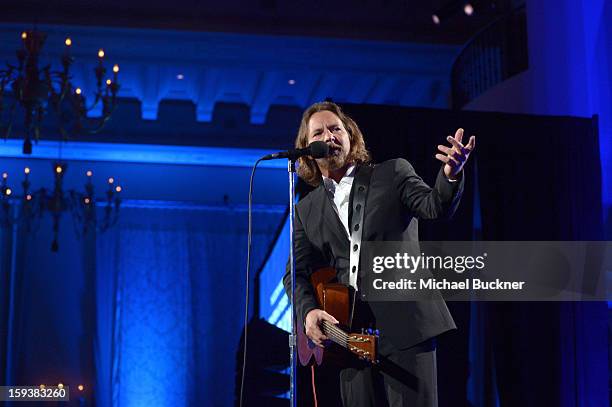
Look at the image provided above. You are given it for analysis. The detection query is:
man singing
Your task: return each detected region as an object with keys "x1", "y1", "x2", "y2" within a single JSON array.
[{"x1": 284, "y1": 101, "x2": 475, "y2": 407}]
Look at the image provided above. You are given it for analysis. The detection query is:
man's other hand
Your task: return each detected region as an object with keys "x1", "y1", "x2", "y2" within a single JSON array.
[{"x1": 305, "y1": 309, "x2": 339, "y2": 348}]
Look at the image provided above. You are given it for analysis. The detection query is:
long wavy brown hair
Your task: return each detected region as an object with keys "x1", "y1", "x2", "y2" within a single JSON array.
[{"x1": 295, "y1": 101, "x2": 371, "y2": 186}]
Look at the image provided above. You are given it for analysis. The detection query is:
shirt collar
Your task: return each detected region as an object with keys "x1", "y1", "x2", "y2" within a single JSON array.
[{"x1": 322, "y1": 164, "x2": 356, "y2": 190}]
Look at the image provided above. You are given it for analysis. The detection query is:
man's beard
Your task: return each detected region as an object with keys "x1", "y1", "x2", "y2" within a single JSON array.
[{"x1": 317, "y1": 151, "x2": 348, "y2": 172}]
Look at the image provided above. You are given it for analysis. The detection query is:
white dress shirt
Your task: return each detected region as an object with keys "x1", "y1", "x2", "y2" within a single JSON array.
[{"x1": 322, "y1": 165, "x2": 356, "y2": 239}]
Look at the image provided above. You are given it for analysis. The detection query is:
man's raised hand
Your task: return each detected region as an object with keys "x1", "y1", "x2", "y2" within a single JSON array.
[{"x1": 435, "y1": 128, "x2": 476, "y2": 180}]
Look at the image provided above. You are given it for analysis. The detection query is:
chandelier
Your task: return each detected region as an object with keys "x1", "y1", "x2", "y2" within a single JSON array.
[
  {"x1": 0, "y1": 29, "x2": 120, "y2": 154},
  {"x1": 0, "y1": 163, "x2": 122, "y2": 251}
]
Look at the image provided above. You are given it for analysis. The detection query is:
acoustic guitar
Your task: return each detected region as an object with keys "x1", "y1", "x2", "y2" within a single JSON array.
[{"x1": 296, "y1": 267, "x2": 378, "y2": 366}]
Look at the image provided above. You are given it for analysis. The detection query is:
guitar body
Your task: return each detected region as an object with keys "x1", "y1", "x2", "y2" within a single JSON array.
[{"x1": 296, "y1": 267, "x2": 378, "y2": 366}]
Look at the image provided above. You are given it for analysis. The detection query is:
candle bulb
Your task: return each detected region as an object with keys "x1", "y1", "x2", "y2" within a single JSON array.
[
  {"x1": 98, "y1": 49, "x2": 105, "y2": 68},
  {"x1": 22, "y1": 168, "x2": 31, "y2": 200},
  {"x1": 75, "y1": 88, "x2": 84, "y2": 109},
  {"x1": 63, "y1": 38, "x2": 72, "y2": 59},
  {"x1": 86, "y1": 171, "x2": 93, "y2": 189},
  {"x1": 113, "y1": 64, "x2": 119, "y2": 82},
  {"x1": 20, "y1": 32, "x2": 27, "y2": 51}
]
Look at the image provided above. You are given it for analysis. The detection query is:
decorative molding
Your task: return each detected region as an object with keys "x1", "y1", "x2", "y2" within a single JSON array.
[
  {"x1": 0, "y1": 140, "x2": 286, "y2": 168},
  {"x1": 0, "y1": 23, "x2": 459, "y2": 124}
]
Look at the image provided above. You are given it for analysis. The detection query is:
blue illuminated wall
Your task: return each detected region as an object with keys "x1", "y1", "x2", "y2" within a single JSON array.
[
  {"x1": 95, "y1": 206, "x2": 284, "y2": 406},
  {"x1": 0, "y1": 150, "x2": 288, "y2": 406},
  {"x1": 465, "y1": 0, "x2": 612, "y2": 223},
  {"x1": 526, "y1": 0, "x2": 612, "y2": 218},
  {"x1": 258, "y1": 216, "x2": 291, "y2": 332}
]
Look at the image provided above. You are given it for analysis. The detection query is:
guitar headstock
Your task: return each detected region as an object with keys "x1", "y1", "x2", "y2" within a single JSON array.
[{"x1": 347, "y1": 330, "x2": 378, "y2": 364}]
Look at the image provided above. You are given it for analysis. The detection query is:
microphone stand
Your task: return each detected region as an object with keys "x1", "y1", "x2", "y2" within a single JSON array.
[
  {"x1": 288, "y1": 158, "x2": 298, "y2": 407},
  {"x1": 258, "y1": 143, "x2": 328, "y2": 406}
]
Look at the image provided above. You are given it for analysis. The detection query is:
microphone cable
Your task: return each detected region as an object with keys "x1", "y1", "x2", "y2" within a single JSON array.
[{"x1": 239, "y1": 157, "x2": 263, "y2": 407}]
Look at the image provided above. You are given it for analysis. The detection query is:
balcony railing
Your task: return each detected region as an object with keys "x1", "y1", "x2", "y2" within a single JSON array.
[{"x1": 451, "y1": 7, "x2": 528, "y2": 109}]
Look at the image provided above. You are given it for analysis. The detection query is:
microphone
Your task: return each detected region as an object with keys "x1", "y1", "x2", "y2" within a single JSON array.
[{"x1": 261, "y1": 141, "x2": 330, "y2": 161}]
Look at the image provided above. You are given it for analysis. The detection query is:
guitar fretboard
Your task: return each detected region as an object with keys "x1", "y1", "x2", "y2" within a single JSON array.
[{"x1": 321, "y1": 320, "x2": 349, "y2": 348}]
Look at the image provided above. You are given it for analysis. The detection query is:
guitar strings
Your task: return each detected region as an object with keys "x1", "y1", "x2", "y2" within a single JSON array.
[
  {"x1": 322, "y1": 321, "x2": 348, "y2": 337},
  {"x1": 321, "y1": 325, "x2": 347, "y2": 342},
  {"x1": 322, "y1": 328, "x2": 347, "y2": 341},
  {"x1": 319, "y1": 322, "x2": 375, "y2": 361},
  {"x1": 321, "y1": 321, "x2": 348, "y2": 339},
  {"x1": 322, "y1": 331, "x2": 348, "y2": 347},
  {"x1": 321, "y1": 320, "x2": 347, "y2": 336},
  {"x1": 321, "y1": 321, "x2": 349, "y2": 346},
  {"x1": 324, "y1": 327, "x2": 348, "y2": 341}
]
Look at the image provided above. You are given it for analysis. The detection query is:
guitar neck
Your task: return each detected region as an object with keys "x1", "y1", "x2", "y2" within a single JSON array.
[
  {"x1": 321, "y1": 320, "x2": 349, "y2": 349},
  {"x1": 321, "y1": 320, "x2": 378, "y2": 363}
]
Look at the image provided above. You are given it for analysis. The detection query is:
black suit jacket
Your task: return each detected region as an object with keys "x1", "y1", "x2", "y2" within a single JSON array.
[{"x1": 284, "y1": 158, "x2": 464, "y2": 351}]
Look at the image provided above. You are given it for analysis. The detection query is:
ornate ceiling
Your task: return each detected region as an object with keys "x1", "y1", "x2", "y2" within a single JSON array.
[{"x1": 0, "y1": 23, "x2": 458, "y2": 133}]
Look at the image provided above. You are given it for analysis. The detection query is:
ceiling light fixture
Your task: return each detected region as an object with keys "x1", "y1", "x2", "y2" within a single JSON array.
[{"x1": 0, "y1": 30, "x2": 120, "y2": 154}]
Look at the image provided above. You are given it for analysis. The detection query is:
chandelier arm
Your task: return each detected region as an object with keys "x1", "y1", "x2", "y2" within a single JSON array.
[
  {"x1": 87, "y1": 115, "x2": 113, "y2": 134},
  {"x1": 48, "y1": 72, "x2": 72, "y2": 102},
  {"x1": 2, "y1": 100, "x2": 19, "y2": 139},
  {"x1": 47, "y1": 93, "x2": 71, "y2": 141},
  {"x1": 69, "y1": 191, "x2": 84, "y2": 238},
  {"x1": 87, "y1": 91, "x2": 104, "y2": 112}
]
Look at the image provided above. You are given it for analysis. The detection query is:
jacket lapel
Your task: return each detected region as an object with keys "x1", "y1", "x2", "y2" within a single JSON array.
[
  {"x1": 312, "y1": 184, "x2": 350, "y2": 244},
  {"x1": 348, "y1": 165, "x2": 373, "y2": 229}
]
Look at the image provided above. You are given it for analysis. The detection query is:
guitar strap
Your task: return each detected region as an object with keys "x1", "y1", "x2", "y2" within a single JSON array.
[{"x1": 348, "y1": 164, "x2": 373, "y2": 293}]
